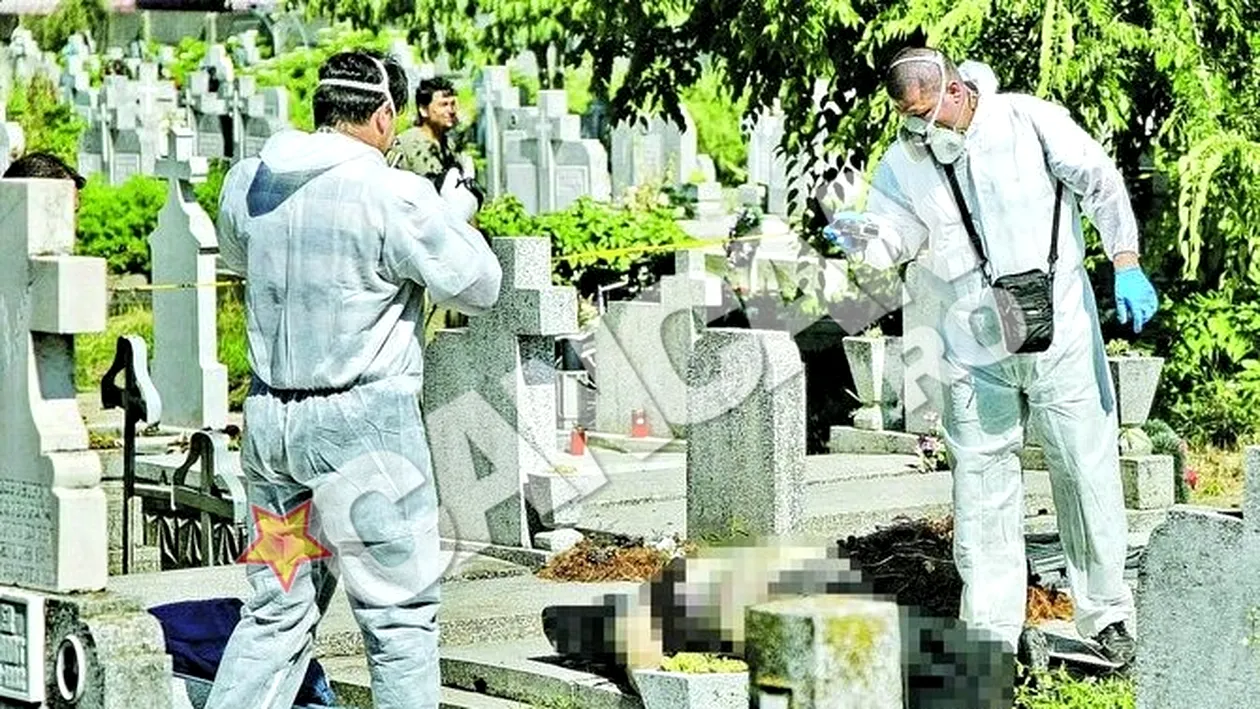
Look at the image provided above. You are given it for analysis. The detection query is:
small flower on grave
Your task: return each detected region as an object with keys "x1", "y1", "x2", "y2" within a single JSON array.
[{"x1": 1184, "y1": 467, "x2": 1199, "y2": 490}]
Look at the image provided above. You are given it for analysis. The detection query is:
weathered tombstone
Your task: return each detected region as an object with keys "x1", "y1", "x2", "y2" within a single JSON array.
[
  {"x1": 243, "y1": 86, "x2": 290, "y2": 158},
  {"x1": 423, "y1": 237, "x2": 582, "y2": 548},
  {"x1": 0, "y1": 178, "x2": 172, "y2": 706},
  {"x1": 147, "y1": 127, "x2": 229, "y2": 431},
  {"x1": 745, "y1": 595, "x2": 904, "y2": 708},
  {"x1": 593, "y1": 249, "x2": 725, "y2": 439},
  {"x1": 685, "y1": 328, "x2": 805, "y2": 540},
  {"x1": 476, "y1": 66, "x2": 522, "y2": 200},
  {"x1": 747, "y1": 109, "x2": 790, "y2": 215},
  {"x1": 109, "y1": 106, "x2": 153, "y2": 185},
  {"x1": 1134, "y1": 446, "x2": 1260, "y2": 709},
  {"x1": 611, "y1": 106, "x2": 698, "y2": 197},
  {"x1": 553, "y1": 139, "x2": 611, "y2": 210}
]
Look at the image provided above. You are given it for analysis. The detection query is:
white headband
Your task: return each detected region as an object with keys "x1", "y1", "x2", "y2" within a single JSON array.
[{"x1": 318, "y1": 55, "x2": 395, "y2": 116}]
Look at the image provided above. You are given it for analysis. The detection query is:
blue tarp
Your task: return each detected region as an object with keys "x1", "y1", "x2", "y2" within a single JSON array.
[{"x1": 147, "y1": 598, "x2": 337, "y2": 707}]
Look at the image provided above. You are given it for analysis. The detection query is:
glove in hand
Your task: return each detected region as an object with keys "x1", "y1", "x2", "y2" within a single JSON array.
[
  {"x1": 439, "y1": 167, "x2": 479, "y2": 223},
  {"x1": 1114, "y1": 266, "x2": 1158, "y2": 333},
  {"x1": 822, "y1": 211, "x2": 880, "y2": 256}
]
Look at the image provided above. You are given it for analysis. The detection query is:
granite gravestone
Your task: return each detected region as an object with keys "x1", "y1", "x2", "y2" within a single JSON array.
[
  {"x1": 147, "y1": 126, "x2": 229, "y2": 431},
  {"x1": 0, "y1": 178, "x2": 172, "y2": 708},
  {"x1": 423, "y1": 237, "x2": 584, "y2": 548}
]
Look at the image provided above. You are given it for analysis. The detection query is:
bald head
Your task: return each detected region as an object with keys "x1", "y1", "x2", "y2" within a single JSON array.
[{"x1": 885, "y1": 47, "x2": 962, "y2": 103}]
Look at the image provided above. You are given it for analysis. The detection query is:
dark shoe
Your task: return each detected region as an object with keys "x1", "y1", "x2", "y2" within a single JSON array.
[
  {"x1": 1093, "y1": 621, "x2": 1136, "y2": 666},
  {"x1": 1018, "y1": 625, "x2": 1050, "y2": 674}
]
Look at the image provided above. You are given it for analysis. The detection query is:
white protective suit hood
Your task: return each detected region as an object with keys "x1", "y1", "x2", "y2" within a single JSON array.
[
  {"x1": 257, "y1": 128, "x2": 378, "y2": 173},
  {"x1": 958, "y1": 60, "x2": 999, "y2": 96}
]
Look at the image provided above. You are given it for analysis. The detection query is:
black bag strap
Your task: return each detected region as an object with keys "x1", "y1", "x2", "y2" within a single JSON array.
[{"x1": 940, "y1": 161, "x2": 1063, "y2": 283}]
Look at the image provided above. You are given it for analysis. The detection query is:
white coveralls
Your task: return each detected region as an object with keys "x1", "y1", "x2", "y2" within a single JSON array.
[
  {"x1": 206, "y1": 128, "x2": 502, "y2": 709},
  {"x1": 856, "y1": 65, "x2": 1137, "y2": 650}
]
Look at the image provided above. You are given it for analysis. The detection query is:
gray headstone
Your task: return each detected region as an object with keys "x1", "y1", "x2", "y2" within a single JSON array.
[
  {"x1": 1135, "y1": 445, "x2": 1260, "y2": 709},
  {"x1": 746, "y1": 596, "x2": 903, "y2": 708},
  {"x1": 685, "y1": 328, "x2": 805, "y2": 540},
  {"x1": 611, "y1": 106, "x2": 698, "y2": 197},
  {"x1": 147, "y1": 127, "x2": 228, "y2": 431},
  {"x1": 423, "y1": 237, "x2": 580, "y2": 548},
  {"x1": 0, "y1": 179, "x2": 106, "y2": 592},
  {"x1": 593, "y1": 250, "x2": 725, "y2": 438}
]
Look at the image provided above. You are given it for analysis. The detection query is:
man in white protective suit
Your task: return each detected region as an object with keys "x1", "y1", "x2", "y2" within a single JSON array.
[
  {"x1": 205, "y1": 50, "x2": 502, "y2": 709},
  {"x1": 824, "y1": 46, "x2": 1160, "y2": 668}
]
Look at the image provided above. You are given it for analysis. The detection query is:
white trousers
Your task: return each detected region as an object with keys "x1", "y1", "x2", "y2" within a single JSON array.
[
  {"x1": 204, "y1": 376, "x2": 444, "y2": 709},
  {"x1": 935, "y1": 267, "x2": 1134, "y2": 650}
]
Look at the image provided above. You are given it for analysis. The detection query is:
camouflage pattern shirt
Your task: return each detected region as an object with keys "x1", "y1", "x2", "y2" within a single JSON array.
[{"x1": 388, "y1": 127, "x2": 459, "y2": 185}]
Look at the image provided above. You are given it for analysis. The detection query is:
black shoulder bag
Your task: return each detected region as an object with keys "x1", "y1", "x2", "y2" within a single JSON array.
[{"x1": 939, "y1": 162, "x2": 1063, "y2": 354}]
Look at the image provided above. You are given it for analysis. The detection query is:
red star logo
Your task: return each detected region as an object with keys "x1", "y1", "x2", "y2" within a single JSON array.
[{"x1": 237, "y1": 501, "x2": 333, "y2": 592}]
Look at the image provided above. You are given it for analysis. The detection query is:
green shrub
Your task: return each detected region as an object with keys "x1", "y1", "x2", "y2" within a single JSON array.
[
  {"x1": 478, "y1": 194, "x2": 693, "y2": 301},
  {"x1": 76, "y1": 173, "x2": 167, "y2": 275},
  {"x1": 6, "y1": 74, "x2": 86, "y2": 168},
  {"x1": 1145, "y1": 418, "x2": 1191, "y2": 503},
  {"x1": 1155, "y1": 287, "x2": 1260, "y2": 447},
  {"x1": 20, "y1": 0, "x2": 107, "y2": 53},
  {"x1": 1014, "y1": 667, "x2": 1134, "y2": 708},
  {"x1": 196, "y1": 158, "x2": 230, "y2": 222}
]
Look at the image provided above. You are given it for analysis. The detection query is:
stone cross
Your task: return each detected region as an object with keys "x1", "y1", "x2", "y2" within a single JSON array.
[
  {"x1": 476, "y1": 66, "x2": 521, "y2": 200},
  {"x1": 0, "y1": 181, "x2": 172, "y2": 709},
  {"x1": 147, "y1": 127, "x2": 228, "y2": 431},
  {"x1": 1135, "y1": 445, "x2": 1260, "y2": 708},
  {"x1": 0, "y1": 178, "x2": 108, "y2": 592},
  {"x1": 423, "y1": 237, "x2": 581, "y2": 548},
  {"x1": 685, "y1": 328, "x2": 805, "y2": 540}
]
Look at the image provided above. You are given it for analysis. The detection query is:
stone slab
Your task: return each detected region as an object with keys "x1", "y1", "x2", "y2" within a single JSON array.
[
  {"x1": 631, "y1": 668, "x2": 746, "y2": 709},
  {"x1": 1120, "y1": 455, "x2": 1176, "y2": 510},
  {"x1": 827, "y1": 426, "x2": 921, "y2": 456},
  {"x1": 1135, "y1": 506, "x2": 1257, "y2": 709},
  {"x1": 440, "y1": 638, "x2": 641, "y2": 709},
  {"x1": 106, "y1": 563, "x2": 639, "y2": 658},
  {"x1": 586, "y1": 432, "x2": 686, "y2": 454}
]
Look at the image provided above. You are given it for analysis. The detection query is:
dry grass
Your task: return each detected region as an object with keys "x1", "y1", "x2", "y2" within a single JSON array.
[
  {"x1": 1187, "y1": 445, "x2": 1246, "y2": 508},
  {"x1": 538, "y1": 539, "x2": 678, "y2": 582},
  {"x1": 1026, "y1": 585, "x2": 1074, "y2": 623}
]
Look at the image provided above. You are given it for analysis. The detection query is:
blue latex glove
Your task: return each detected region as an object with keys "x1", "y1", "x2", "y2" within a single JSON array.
[
  {"x1": 822, "y1": 211, "x2": 881, "y2": 256},
  {"x1": 1115, "y1": 266, "x2": 1158, "y2": 333}
]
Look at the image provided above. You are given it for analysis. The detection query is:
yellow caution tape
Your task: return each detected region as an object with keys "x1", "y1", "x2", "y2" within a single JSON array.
[{"x1": 107, "y1": 233, "x2": 776, "y2": 293}]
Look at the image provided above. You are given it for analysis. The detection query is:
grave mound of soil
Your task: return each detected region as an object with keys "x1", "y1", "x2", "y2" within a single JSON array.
[
  {"x1": 537, "y1": 531, "x2": 689, "y2": 582},
  {"x1": 839, "y1": 516, "x2": 1074, "y2": 623}
]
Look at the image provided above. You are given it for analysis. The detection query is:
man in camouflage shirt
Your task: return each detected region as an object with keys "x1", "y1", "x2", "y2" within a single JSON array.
[{"x1": 389, "y1": 76, "x2": 477, "y2": 191}]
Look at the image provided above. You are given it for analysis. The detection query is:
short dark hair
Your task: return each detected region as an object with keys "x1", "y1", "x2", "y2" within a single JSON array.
[
  {"x1": 415, "y1": 76, "x2": 455, "y2": 109},
  {"x1": 884, "y1": 46, "x2": 962, "y2": 103},
  {"x1": 4, "y1": 152, "x2": 86, "y2": 189},
  {"x1": 312, "y1": 50, "x2": 409, "y2": 129}
]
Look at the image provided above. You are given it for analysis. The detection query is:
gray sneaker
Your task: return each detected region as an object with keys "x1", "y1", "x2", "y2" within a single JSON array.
[{"x1": 1094, "y1": 622, "x2": 1136, "y2": 666}]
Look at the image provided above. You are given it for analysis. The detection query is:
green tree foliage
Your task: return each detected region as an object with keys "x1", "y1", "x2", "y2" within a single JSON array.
[
  {"x1": 20, "y1": 0, "x2": 108, "y2": 53},
  {"x1": 5, "y1": 74, "x2": 86, "y2": 168},
  {"x1": 478, "y1": 194, "x2": 693, "y2": 299}
]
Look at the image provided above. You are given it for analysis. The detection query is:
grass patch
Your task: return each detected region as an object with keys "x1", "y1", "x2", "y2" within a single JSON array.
[
  {"x1": 658, "y1": 653, "x2": 747, "y2": 673},
  {"x1": 76, "y1": 289, "x2": 252, "y2": 411},
  {"x1": 1014, "y1": 667, "x2": 1134, "y2": 708}
]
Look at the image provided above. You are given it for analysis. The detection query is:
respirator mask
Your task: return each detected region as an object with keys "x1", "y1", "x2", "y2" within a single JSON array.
[{"x1": 892, "y1": 53, "x2": 967, "y2": 165}]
